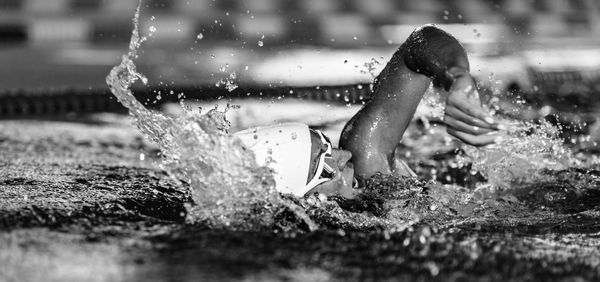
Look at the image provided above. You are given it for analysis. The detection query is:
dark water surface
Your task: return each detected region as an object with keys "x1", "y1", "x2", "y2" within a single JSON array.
[
  {"x1": 1, "y1": 116, "x2": 599, "y2": 281},
  {"x1": 131, "y1": 223, "x2": 600, "y2": 281}
]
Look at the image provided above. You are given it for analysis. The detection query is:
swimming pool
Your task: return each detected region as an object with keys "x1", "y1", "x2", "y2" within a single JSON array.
[{"x1": 2, "y1": 3, "x2": 600, "y2": 282}]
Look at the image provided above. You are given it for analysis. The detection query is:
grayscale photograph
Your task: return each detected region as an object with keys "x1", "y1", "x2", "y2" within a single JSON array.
[{"x1": 1, "y1": 0, "x2": 599, "y2": 281}]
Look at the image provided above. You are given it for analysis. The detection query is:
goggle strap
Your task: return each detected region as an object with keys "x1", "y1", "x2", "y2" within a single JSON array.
[
  {"x1": 305, "y1": 151, "x2": 329, "y2": 191},
  {"x1": 304, "y1": 130, "x2": 334, "y2": 193},
  {"x1": 322, "y1": 161, "x2": 335, "y2": 174}
]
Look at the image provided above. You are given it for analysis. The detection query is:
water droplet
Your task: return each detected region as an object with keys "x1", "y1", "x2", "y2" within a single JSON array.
[{"x1": 318, "y1": 193, "x2": 328, "y2": 202}]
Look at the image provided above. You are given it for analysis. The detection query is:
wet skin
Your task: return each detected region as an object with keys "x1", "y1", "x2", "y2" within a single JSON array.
[
  {"x1": 304, "y1": 130, "x2": 357, "y2": 198},
  {"x1": 307, "y1": 148, "x2": 357, "y2": 199},
  {"x1": 312, "y1": 25, "x2": 504, "y2": 198}
]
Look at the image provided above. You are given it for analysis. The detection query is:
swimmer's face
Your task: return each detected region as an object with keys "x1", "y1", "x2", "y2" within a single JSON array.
[
  {"x1": 306, "y1": 130, "x2": 358, "y2": 198},
  {"x1": 310, "y1": 148, "x2": 358, "y2": 198}
]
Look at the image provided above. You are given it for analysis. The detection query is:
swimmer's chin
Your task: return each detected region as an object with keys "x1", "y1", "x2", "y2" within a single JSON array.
[{"x1": 305, "y1": 173, "x2": 361, "y2": 199}]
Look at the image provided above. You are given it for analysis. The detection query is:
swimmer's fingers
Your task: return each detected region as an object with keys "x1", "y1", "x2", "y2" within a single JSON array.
[
  {"x1": 447, "y1": 89, "x2": 501, "y2": 130},
  {"x1": 445, "y1": 106, "x2": 502, "y2": 131},
  {"x1": 447, "y1": 128, "x2": 501, "y2": 147},
  {"x1": 444, "y1": 115, "x2": 496, "y2": 136}
]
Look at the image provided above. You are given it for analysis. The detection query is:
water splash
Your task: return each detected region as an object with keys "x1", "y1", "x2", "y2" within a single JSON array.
[
  {"x1": 215, "y1": 72, "x2": 239, "y2": 92},
  {"x1": 410, "y1": 82, "x2": 578, "y2": 191},
  {"x1": 104, "y1": 1, "x2": 590, "y2": 234},
  {"x1": 356, "y1": 58, "x2": 382, "y2": 78},
  {"x1": 104, "y1": 2, "x2": 443, "y2": 233},
  {"x1": 105, "y1": 1, "x2": 303, "y2": 230},
  {"x1": 458, "y1": 118, "x2": 575, "y2": 190}
]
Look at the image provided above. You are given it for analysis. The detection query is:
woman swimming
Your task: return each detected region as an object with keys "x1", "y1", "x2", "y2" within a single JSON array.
[{"x1": 235, "y1": 25, "x2": 504, "y2": 199}]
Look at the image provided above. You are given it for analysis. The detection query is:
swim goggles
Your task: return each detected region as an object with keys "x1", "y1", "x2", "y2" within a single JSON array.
[{"x1": 305, "y1": 130, "x2": 336, "y2": 191}]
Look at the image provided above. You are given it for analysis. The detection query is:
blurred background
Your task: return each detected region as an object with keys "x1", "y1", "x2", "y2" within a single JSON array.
[{"x1": 1, "y1": 0, "x2": 600, "y2": 116}]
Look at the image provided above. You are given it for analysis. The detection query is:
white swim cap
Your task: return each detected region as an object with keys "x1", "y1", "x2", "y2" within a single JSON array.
[{"x1": 234, "y1": 123, "x2": 313, "y2": 196}]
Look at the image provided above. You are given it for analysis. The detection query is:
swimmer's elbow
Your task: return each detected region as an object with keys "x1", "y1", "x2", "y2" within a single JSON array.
[{"x1": 401, "y1": 24, "x2": 470, "y2": 91}]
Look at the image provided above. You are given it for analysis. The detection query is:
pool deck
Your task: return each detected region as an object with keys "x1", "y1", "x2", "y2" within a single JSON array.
[{"x1": 1, "y1": 115, "x2": 600, "y2": 281}]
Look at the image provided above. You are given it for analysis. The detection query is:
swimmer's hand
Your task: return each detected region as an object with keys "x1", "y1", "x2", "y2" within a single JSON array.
[{"x1": 444, "y1": 75, "x2": 503, "y2": 146}]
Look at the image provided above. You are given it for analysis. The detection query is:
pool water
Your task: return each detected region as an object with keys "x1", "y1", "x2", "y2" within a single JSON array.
[
  {"x1": 4, "y1": 1, "x2": 600, "y2": 281},
  {"x1": 104, "y1": 1, "x2": 600, "y2": 232},
  {"x1": 2, "y1": 113, "x2": 599, "y2": 281}
]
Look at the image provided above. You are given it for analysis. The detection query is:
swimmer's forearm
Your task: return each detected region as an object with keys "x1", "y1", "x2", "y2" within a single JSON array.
[
  {"x1": 340, "y1": 25, "x2": 472, "y2": 179},
  {"x1": 340, "y1": 62, "x2": 431, "y2": 179},
  {"x1": 368, "y1": 64, "x2": 432, "y2": 144}
]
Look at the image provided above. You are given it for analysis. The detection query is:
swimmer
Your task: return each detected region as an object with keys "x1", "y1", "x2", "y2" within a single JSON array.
[{"x1": 235, "y1": 25, "x2": 504, "y2": 199}]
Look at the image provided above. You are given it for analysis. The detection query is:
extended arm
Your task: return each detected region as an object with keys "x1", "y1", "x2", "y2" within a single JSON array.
[
  {"x1": 340, "y1": 25, "x2": 501, "y2": 180},
  {"x1": 339, "y1": 56, "x2": 430, "y2": 180}
]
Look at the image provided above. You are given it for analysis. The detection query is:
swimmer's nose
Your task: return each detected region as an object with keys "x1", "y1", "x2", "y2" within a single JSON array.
[{"x1": 335, "y1": 150, "x2": 352, "y2": 170}]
